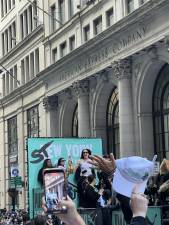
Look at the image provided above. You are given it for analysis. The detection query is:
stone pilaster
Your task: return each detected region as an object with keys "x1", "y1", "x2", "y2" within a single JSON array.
[
  {"x1": 43, "y1": 94, "x2": 58, "y2": 137},
  {"x1": 72, "y1": 80, "x2": 91, "y2": 137},
  {"x1": 112, "y1": 58, "x2": 135, "y2": 157}
]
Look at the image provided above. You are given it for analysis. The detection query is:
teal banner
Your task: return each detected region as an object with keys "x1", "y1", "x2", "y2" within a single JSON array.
[
  {"x1": 28, "y1": 137, "x2": 103, "y2": 218},
  {"x1": 112, "y1": 207, "x2": 161, "y2": 225},
  {"x1": 146, "y1": 207, "x2": 161, "y2": 225}
]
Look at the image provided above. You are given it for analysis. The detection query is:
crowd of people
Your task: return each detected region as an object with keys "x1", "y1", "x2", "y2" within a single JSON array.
[
  {"x1": 0, "y1": 209, "x2": 32, "y2": 225},
  {"x1": 1, "y1": 150, "x2": 169, "y2": 225}
]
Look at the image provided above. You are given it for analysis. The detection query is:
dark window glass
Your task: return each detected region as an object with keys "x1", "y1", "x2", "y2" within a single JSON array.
[
  {"x1": 127, "y1": 0, "x2": 134, "y2": 13},
  {"x1": 106, "y1": 8, "x2": 114, "y2": 27},
  {"x1": 69, "y1": 35, "x2": 75, "y2": 51},
  {"x1": 107, "y1": 87, "x2": 119, "y2": 158},
  {"x1": 153, "y1": 64, "x2": 169, "y2": 161},
  {"x1": 27, "y1": 105, "x2": 39, "y2": 137},
  {"x1": 72, "y1": 105, "x2": 78, "y2": 137},
  {"x1": 60, "y1": 41, "x2": 66, "y2": 57},
  {"x1": 8, "y1": 116, "x2": 18, "y2": 154},
  {"x1": 83, "y1": 24, "x2": 90, "y2": 42},
  {"x1": 93, "y1": 16, "x2": 102, "y2": 35},
  {"x1": 59, "y1": 0, "x2": 65, "y2": 24},
  {"x1": 51, "y1": 4, "x2": 56, "y2": 32}
]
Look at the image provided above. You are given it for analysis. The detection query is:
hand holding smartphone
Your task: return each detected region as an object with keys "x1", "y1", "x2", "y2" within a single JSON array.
[{"x1": 43, "y1": 168, "x2": 67, "y2": 213}]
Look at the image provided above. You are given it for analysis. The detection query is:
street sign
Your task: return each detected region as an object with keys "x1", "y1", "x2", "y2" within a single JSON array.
[
  {"x1": 11, "y1": 166, "x2": 19, "y2": 177},
  {"x1": 10, "y1": 178, "x2": 15, "y2": 188},
  {"x1": 15, "y1": 176, "x2": 22, "y2": 188},
  {"x1": 10, "y1": 176, "x2": 22, "y2": 189},
  {"x1": 154, "y1": 162, "x2": 160, "y2": 175}
]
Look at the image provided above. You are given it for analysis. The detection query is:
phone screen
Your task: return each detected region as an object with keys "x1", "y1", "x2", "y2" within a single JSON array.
[{"x1": 44, "y1": 169, "x2": 67, "y2": 212}]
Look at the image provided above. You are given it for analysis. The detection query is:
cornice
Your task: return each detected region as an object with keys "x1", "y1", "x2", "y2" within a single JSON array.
[
  {"x1": 0, "y1": 77, "x2": 44, "y2": 107},
  {"x1": 39, "y1": 0, "x2": 169, "y2": 83}
]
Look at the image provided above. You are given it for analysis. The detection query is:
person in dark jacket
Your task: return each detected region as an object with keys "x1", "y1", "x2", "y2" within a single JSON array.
[
  {"x1": 37, "y1": 158, "x2": 53, "y2": 186},
  {"x1": 157, "y1": 158, "x2": 169, "y2": 204},
  {"x1": 52, "y1": 188, "x2": 148, "y2": 225},
  {"x1": 77, "y1": 170, "x2": 88, "y2": 207},
  {"x1": 84, "y1": 174, "x2": 103, "y2": 208},
  {"x1": 88, "y1": 154, "x2": 149, "y2": 225}
]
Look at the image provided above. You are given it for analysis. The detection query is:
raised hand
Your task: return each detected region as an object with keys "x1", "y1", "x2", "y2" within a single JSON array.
[
  {"x1": 130, "y1": 185, "x2": 148, "y2": 218},
  {"x1": 89, "y1": 153, "x2": 116, "y2": 176}
]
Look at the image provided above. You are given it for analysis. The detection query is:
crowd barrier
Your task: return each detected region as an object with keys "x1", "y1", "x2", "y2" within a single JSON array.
[{"x1": 32, "y1": 188, "x2": 162, "y2": 225}]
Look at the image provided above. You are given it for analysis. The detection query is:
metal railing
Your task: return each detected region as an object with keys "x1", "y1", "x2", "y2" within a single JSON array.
[{"x1": 32, "y1": 188, "x2": 162, "y2": 225}]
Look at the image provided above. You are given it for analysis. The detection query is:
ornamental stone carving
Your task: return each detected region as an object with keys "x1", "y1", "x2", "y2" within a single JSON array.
[
  {"x1": 112, "y1": 58, "x2": 132, "y2": 80},
  {"x1": 58, "y1": 88, "x2": 72, "y2": 107},
  {"x1": 147, "y1": 46, "x2": 158, "y2": 60},
  {"x1": 72, "y1": 80, "x2": 89, "y2": 97},
  {"x1": 43, "y1": 95, "x2": 58, "y2": 111},
  {"x1": 99, "y1": 70, "x2": 109, "y2": 83},
  {"x1": 133, "y1": 62, "x2": 141, "y2": 82},
  {"x1": 163, "y1": 36, "x2": 169, "y2": 51},
  {"x1": 63, "y1": 88, "x2": 72, "y2": 99}
]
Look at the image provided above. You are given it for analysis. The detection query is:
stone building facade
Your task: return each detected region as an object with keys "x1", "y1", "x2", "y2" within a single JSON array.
[{"x1": 0, "y1": 0, "x2": 168, "y2": 209}]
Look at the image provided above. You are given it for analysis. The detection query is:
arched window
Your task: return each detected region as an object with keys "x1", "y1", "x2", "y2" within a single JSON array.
[
  {"x1": 72, "y1": 104, "x2": 78, "y2": 137},
  {"x1": 106, "y1": 87, "x2": 120, "y2": 158},
  {"x1": 153, "y1": 64, "x2": 169, "y2": 161}
]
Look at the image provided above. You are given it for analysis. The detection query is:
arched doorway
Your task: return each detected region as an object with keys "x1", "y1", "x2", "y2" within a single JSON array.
[
  {"x1": 72, "y1": 104, "x2": 78, "y2": 137},
  {"x1": 153, "y1": 64, "x2": 169, "y2": 161},
  {"x1": 106, "y1": 87, "x2": 120, "y2": 158}
]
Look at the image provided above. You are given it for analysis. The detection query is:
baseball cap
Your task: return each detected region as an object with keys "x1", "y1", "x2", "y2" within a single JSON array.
[{"x1": 113, "y1": 155, "x2": 157, "y2": 197}]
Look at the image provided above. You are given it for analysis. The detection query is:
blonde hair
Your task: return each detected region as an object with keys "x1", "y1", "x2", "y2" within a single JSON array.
[{"x1": 160, "y1": 159, "x2": 169, "y2": 175}]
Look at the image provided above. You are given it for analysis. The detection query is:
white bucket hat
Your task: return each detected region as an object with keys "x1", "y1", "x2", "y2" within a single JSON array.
[{"x1": 112, "y1": 156, "x2": 157, "y2": 197}]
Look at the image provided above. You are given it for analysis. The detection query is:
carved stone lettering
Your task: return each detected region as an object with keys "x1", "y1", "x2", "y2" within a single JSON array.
[{"x1": 55, "y1": 26, "x2": 147, "y2": 84}]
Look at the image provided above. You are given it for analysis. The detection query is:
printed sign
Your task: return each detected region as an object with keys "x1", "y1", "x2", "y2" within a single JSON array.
[
  {"x1": 153, "y1": 162, "x2": 160, "y2": 175},
  {"x1": 28, "y1": 137, "x2": 103, "y2": 218},
  {"x1": 11, "y1": 166, "x2": 19, "y2": 177}
]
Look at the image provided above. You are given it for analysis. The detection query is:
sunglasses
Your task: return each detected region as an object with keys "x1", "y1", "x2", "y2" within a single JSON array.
[{"x1": 83, "y1": 151, "x2": 89, "y2": 154}]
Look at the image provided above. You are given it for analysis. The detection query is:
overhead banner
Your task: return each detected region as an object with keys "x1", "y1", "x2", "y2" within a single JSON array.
[{"x1": 27, "y1": 137, "x2": 103, "y2": 218}]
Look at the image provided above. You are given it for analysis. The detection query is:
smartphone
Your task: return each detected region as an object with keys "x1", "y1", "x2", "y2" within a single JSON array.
[{"x1": 43, "y1": 168, "x2": 67, "y2": 213}]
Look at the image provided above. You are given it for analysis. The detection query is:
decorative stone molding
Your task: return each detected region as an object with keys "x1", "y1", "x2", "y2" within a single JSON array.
[
  {"x1": 99, "y1": 70, "x2": 109, "y2": 83},
  {"x1": 163, "y1": 36, "x2": 169, "y2": 51},
  {"x1": 133, "y1": 62, "x2": 142, "y2": 82},
  {"x1": 89, "y1": 76, "x2": 97, "y2": 93},
  {"x1": 43, "y1": 95, "x2": 58, "y2": 111},
  {"x1": 63, "y1": 88, "x2": 72, "y2": 99},
  {"x1": 147, "y1": 46, "x2": 158, "y2": 60},
  {"x1": 72, "y1": 80, "x2": 89, "y2": 97},
  {"x1": 57, "y1": 88, "x2": 72, "y2": 107},
  {"x1": 112, "y1": 58, "x2": 132, "y2": 80}
]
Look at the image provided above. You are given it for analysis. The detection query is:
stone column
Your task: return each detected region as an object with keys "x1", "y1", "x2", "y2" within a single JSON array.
[
  {"x1": 112, "y1": 59, "x2": 135, "y2": 157},
  {"x1": 72, "y1": 80, "x2": 91, "y2": 137},
  {"x1": 43, "y1": 94, "x2": 58, "y2": 137}
]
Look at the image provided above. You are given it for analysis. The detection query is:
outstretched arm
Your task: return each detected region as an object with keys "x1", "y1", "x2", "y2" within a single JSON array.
[{"x1": 57, "y1": 196, "x2": 86, "y2": 225}]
